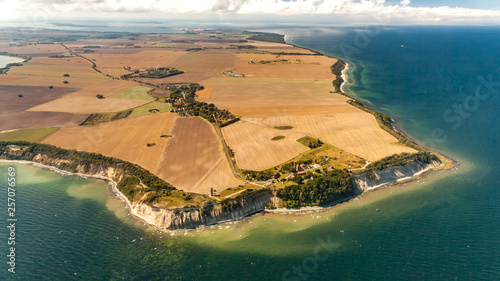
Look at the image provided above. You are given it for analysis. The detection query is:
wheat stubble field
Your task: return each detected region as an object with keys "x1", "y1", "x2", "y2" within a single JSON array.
[
  {"x1": 156, "y1": 117, "x2": 244, "y2": 193},
  {"x1": 43, "y1": 113, "x2": 178, "y2": 172}
]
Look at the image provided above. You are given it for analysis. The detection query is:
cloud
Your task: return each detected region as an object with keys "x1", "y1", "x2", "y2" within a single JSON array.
[{"x1": 2, "y1": 0, "x2": 500, "y2": 24}]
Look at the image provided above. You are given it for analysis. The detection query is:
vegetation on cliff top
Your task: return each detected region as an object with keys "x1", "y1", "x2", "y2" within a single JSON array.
[
  {"x1": 365, "y1": 152, "x2": 439, "y2": 171},
  {"x1": 246, "y1": 32, "x2": 285, "y2": 44},
  {"x1": 330, "y1": 59, "x2": 347, "y2": 93},
  {"x1": 276, "y1": 169, "x2": 355, "y2": 208}
]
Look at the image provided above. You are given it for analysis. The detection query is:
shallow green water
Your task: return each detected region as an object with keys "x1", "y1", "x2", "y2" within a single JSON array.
[{"x1": 1, "y1": 26, "x2": 499, "y2": 280}]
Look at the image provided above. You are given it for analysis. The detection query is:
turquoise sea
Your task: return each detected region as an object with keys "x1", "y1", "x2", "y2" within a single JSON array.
[{"x1": 1, "y1": 26, "x2": 500, "y2": 280}]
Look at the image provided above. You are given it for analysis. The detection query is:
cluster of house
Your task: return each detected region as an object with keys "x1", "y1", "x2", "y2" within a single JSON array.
[
  {"x1": 270, "y1": 161, "x2": 323, "y2": 182},
  {"x1": 171, "y1": 107, "x2": 192, "y2": 117}
]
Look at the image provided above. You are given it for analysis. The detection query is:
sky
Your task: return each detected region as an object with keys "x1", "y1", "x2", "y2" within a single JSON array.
[{"x1": 2, "y1": 0, "x2": 500, "y2": 25}]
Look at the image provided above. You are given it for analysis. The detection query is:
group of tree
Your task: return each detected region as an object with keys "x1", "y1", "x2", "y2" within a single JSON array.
[
  {"x1": 276, "y1": 169, "x2": 355, "y2": 208},
  {"x1": 330, "y1": 59, "x2": 347, "y2": 93},
  {"x1": 365, "y1": 152, "x2": 439, "y2": 171},
  {"x1": 245, "y1": 32, "x2": 285, "y2": 43},
  {"x1": 121, "y1": 67, "x2": 183, "y2": 79},
  {"x1": 168, "y1": 83, "x2": 236, "y2": 123},
  {"x1": 242, "y1": 169, "x2": 275, "y2": 181}
]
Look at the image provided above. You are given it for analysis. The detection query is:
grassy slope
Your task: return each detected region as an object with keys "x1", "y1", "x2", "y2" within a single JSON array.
[
  {"x1": 111, "y1": 85, "x2": 154, "y2": 100},
  {"x1": 128, "y1": 102, "x2": 172, "y2": 118},
  {"x1": 0, "y1": 128, "x2": 61, "y2": 142}
]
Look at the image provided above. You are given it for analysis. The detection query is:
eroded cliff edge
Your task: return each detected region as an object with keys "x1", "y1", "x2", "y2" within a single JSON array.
[
  {"x1": 0, "y1": 139, "x2": 447, "y2": 230},
  {"x1": 351, "y1": 160, "x2": 442, "y2": 191}
]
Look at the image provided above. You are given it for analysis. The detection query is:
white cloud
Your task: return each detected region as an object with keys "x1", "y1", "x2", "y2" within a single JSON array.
[{"x1": 2, "y1": 0, "x2": 500, "y2": 24}]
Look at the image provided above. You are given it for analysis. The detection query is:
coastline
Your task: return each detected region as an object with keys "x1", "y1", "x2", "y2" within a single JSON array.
[
  {"x1": 0, "y1": 159, "x2": 159, "y2": 229},
  {"x1": 340, "y1": 62, "x2": 349, "y2": 93},
  {"x1": 0, "y1": 33, "x2": 456, "y2": 229}
]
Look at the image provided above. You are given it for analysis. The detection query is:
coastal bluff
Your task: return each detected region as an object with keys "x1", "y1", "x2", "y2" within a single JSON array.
[
  {"x1": 132, "y1": 189, "x2": 273, "y2": 229},
  {"x1": 351, "y1": 160, "x2": 442, "y2": 191},
  {"x1": 0, "y1": 142, "x2": 444, "y2": 230}
]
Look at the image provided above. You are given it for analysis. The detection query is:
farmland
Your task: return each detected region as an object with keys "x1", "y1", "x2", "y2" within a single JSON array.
[
  {"x1": 222, "y1": 120, "x2": 309, "y2": 171},
  {"x1": 83, "y1": 49, "x2": 187, "y2": 78},
  {"x1": 128, "y1": 101, "x2": 171, "y2": 118},
  {"x1": 135, "y1": 50, "x2": 238, "y2": 84},
  {"x1": 65, "y1": 79, "x2": 140, "y2": 98},
  {"x1": 42, "y1": 113, "x2": 178, "y2": 172},
  {"x1": 156, "y1": 117, "x2": 244, "y2": 194},
  {"x1": 199, "y1": 78, "x2": 346, "y2": 109},
  {"x1": 27, "y1": 95, "x2": 151, "y2": 114},
  {"x1": 111, "y1": 85, "x2": 153, "y2": 100},
  {"x1": 0, "y1": 85, "x2": 86, "y2": 131},
  {"x1": 243, "y1": 112, "x2": 417, "y2": 161},
  {"x1": 0, "y1": 127, "x2": 60, "y2": 142},
  {"x1": 26, "y1": 79, "x2": 153, "y2": 113},
  {"x1": 234, "y1": 53, "x2": 337, "y2": 79}
]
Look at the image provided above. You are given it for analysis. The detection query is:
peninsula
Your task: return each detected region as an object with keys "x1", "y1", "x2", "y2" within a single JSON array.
[{"x1": 0, "y1": 28, "x2": 452, "y2": 229}]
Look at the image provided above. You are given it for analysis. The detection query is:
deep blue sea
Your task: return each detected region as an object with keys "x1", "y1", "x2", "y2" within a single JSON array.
[{"x1": 1, "y1": 25, "x2": 499, "y2": 280}]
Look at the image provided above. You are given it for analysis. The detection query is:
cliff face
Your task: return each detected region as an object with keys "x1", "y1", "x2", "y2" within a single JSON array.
[
  {"x1": 132, "y1": 189, "x2": 274, "y2": 229},
  {"x1": 5, "y1": 151, "x2": 275, "y2": 230},
  {"x1": 351, "y1": 160, "x2": 441, "y2": 191},
  {"x1": 31, "y1": 154, "x2": 126, "y2": 182}
]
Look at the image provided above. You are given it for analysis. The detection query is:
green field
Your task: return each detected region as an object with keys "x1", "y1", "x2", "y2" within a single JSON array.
[
  {"x1": 128, "y1": 102, "x2": 172, "y2": 118},
  {"x1": 0, "y1": 127, "x2": 60, "y2": 142},
  {"x1": 111, "y1": 85, "x2": 154, "y2": 100}
]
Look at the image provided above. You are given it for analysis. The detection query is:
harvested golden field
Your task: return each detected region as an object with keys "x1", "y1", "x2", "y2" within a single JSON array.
[
  {"x1": 65, "y1": 39, "x2": 141, "y2": 49},
  {"x1": 194, "y1": 42, "x2": 235, "y2": 49},
  {"x1": 64, "y1": 79, "x2": 140, "y2": 98},
  {"x1": 228, "y1": 104, "x2": 358, "y2": 117},
  {"x1": 151, "y1": 42, "x2": 198, "y2": 49},
  {"x1": 3, "y1": 55, "x2": 108, "y2": 89},
  {"x1": 156, "y1": 117, "x2": 244, "y2": 193},
  {"x1": 83, "y1": 49, "x2": 187, "y2": 78},
  {"x1": 195, "y1": 88, "x2": 213, "y2": 99},
  {"x1": 222, "y1": 120, "x2": 309, "y2": 171},
  {"x1": 42, "y1": 113, "x2": 178, "y2": 172},
  {"x1": 146, "y1": 50, "x2": 237, "y2": 83},
  {"x1": 245, "y1": 41, "x2": 317, "y2": 53},
  {"x1": 0, "y1": 75, "x2": 107, "y2": 89},
  {"x1": 245, "y1": 112, "x2": 417, "y2": 162},
  {"x1": 234, "y1": 54, "x2": 337, "y2": 79},
  {"x1": 8, "y1": 56, "x2": 103, "y2": 79},
  {"x1": 199, "y1": 78, "x2": 346, "y2": 109},
  {"x1": 28, "y1": 95, "x2": 150, "y2": 114},
  {"x1": 0, "y1": 43, "x2": 67, "y2": 56}
]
